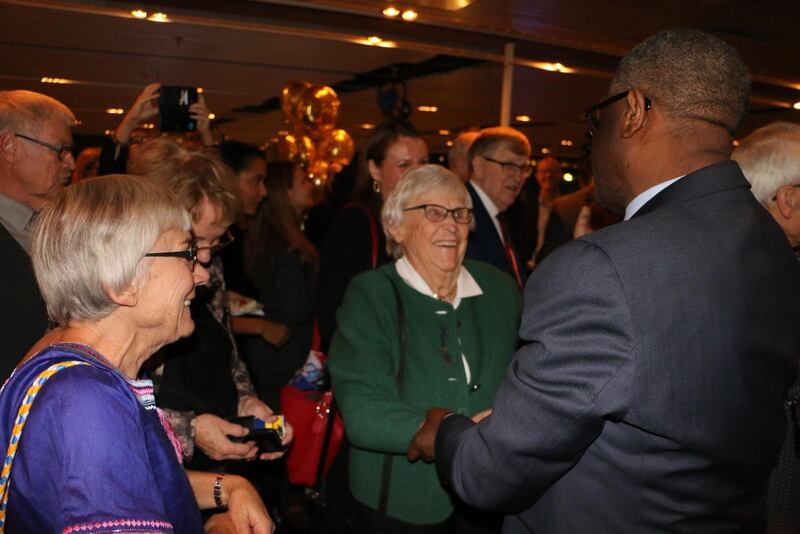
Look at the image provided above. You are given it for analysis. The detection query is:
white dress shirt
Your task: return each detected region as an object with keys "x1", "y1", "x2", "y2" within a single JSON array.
[{"x1": 624, "y1": 176, "x2": 684, "y2": 220}]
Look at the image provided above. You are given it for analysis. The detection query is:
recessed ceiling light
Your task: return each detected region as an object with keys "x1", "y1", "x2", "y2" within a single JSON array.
[
  {"x1": 40, "y1": 77, "x2": 72, "y2": 84},
  {"x1": 106, "y1": 108, "x2": 124, "y2": 115},
  {"x1": 541, "y1": 147, "x2": 550, "y2": 154},
  {"x1": 382, "y1": 7, "x2": 400, "y2": 17},
  {"x1": 401, "y1": 9, "x2": 418, "y2": 21},
  {"x1": 793, "y1": 102, "x2": 800, "y2": 110},
  {"x1": 148, "y1": 12, "x2": 168, "y2": 22},
  {"x1": 360, "y1": 123, "x2": 376, "y2": 130},
  {"x1": 208, "y1": 113, "x2": 216, "y2": 120},
  {"x1": 515, "y1": 114, "x2": 531, "y2": 122},
  {"x1": 197, "y1": 87, "x2": 204, "y2": 94},
  {"x1": 130, "y1": 9, "x2": 147, "y2": 19},
  {"x1": 142, "y1": 123, "x2": 155, "y2": 129},
  {"x1": 418, "y1": 105, "x2": 438, "y2": 112},
  {"x1": 367, "y1": 36, "x2": 382, "y2": 44},
  {"x1": 732, "y1": 139, "x2": 740, "y2": 146},
  {"x1": 560, "y1": 139, "x2": 573, "y2": 146},
  {"x1": 104, "y1": 129, "x2": 114, "y2": 135},
  {"x1": 563, "y1": 172, "x2": 574, "y2": 182},
  {"x1": 446, "y1": 140, "x2": 454, "y2": 147},
  {"x1": 438, "y1": 129, "x2": 451, "y2": 135}
]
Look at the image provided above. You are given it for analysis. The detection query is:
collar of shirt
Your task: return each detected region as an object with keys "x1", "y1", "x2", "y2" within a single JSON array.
[
  {"x1": 0, "y1": 192, "x2": 36, "y2": 252},
  {"x1": 470, "y1": 180, "x2": 504, "y2": 244},
  {"x1": 624, "y1": 175, "x2": 684, "y2": 220},
  {"x1": 394, "y1": 256, "x2": 483, "y2": 309}
]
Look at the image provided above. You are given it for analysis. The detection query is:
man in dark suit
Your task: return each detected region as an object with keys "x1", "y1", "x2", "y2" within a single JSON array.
[
  {"x1": 465, "y1": 127, "x2": 531, "y2": 289},
  {"x1": 409, "y1": 29, "x2": 800, "y2": 532},
  {"x1": 0, "y1": 90, "x2": 75, "y2": 381}
]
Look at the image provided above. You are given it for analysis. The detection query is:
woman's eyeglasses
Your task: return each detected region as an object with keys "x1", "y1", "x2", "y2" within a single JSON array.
[
  {"x1": 145, "y1": 245, "x2": 199, "y2": 269},
  {"x1": 403, "y1": 204, "x2": 473, "y2": 224}
]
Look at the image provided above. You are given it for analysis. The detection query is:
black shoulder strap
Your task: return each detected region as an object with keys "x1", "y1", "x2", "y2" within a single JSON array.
[{"x1": 378, "y1": 271, "x2": 406, "y2": 513}]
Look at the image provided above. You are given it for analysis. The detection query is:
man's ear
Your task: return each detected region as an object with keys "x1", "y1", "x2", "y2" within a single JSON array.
[
  {"x1": 775, "y1": 184, "x2": 798, "y2": 219},
  {"x1": 470, "y1": 155, "x2": 485, "y2": 181},
  {"x1": 620, "y1": 89, "x2": 650, "y2": 139},
  {"x1": 107, "y1": 282, "x2": 138, "y2": 308},
  {"x1": 0, "y1": 131, "x2": 19, "y2": 165}
]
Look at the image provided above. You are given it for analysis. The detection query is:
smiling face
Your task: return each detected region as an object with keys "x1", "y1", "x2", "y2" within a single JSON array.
[
  {"x1": 369, "y1": 136, "x2": 429, "y2": 201},
  {"x1": 471, "y1": 145, "x2": 528, "y2": 212},
  {"x1": 390, "y1": 187, "x2": 471, "y2": 278},
  {"x1": 137, "y1": 228, "x2": 209, "y2": 345},
  {"x1": 236, "y1": 156, "x2": 268, "y2": 216}
]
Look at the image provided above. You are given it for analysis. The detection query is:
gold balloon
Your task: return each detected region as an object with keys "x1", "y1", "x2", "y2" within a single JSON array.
[
  {"x1": 298, "y1": 85, "x2": 340, "y2": 131},
  {"x1": 271, "y1": 132, "x2": 315, "y2": 167},
  {"x1": 308, "y1": 159, "x2": 330, "y2": 186},
  {"x1": 318, "y1": 129, "x2": 355, "y2": 169},
  {"x1": 280, "y1": 80, "x2": 311, "y2": 124}
]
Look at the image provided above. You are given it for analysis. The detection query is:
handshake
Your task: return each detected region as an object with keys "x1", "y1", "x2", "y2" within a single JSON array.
[{"x1": 407, "y1": 407, "x2": 492, "y2": 462}]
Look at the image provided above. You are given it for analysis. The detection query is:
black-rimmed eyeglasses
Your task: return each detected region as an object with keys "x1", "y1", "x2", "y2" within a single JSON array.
[
  {"x1": 145, "y1": 245, "x2": 199, "y2": 269},
  {"x1": 482, "y1": 155, "x2": 533, "y2": 178},
  {"x1": 403, "y1": 204, "x2": 473, "y2": 224},
  {"x1": 14, "y1": 133, "x2": 73, "y2": 161},
  {"x1": 584, "y1": 90, "x2": 651, "y2": 136}
]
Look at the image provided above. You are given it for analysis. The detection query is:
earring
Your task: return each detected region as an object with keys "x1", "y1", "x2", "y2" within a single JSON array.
[{"x1": 372, "y1": 180, "x2": 381, "y2": 193}]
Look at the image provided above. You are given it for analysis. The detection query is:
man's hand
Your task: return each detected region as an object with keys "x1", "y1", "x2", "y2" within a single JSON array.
[
  {"x1": 195, "y1": 414, "x2": 258, "y2": 461},
  {"x1": 471, "y1": 408, "x2": 492, "y2": 424},
  {"x1": 260, "y1": 320, "x2": 290, "y2": 347},
  {"x1": 407, "y1": 407, "x2": 452, "y2": 462},
  {"x1": 236, "y1": 396, "x2": 294, "y2": 460}
]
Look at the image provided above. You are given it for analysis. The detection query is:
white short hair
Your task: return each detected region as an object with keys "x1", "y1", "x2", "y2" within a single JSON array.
[
  {"x1": 0, "y1": 90, "x2": 75, "y2": 134},
  {"x1": 381, "y1": 164, "x2": 472, "y2": 259},
  {"x1": 732, "y1": 122, "x2": 800, "y2": 204},
  {"x1": 31, "y1": 174, "x2": 191, "y2": 326}
]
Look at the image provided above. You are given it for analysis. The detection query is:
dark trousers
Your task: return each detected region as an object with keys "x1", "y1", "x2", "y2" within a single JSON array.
[{"x1": 353, "y1": 499, "x2": 502, "y2": 534}]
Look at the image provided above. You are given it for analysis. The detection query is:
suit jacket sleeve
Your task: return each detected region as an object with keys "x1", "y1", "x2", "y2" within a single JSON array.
[{"x1": 435, "y1": 239, "x2": 635, "y2": 511}]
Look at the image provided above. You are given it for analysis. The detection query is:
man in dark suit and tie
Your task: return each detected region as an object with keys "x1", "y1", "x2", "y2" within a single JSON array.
[
  {"x1": 465, "y1": 127, "x2": 531, "y2": 289},
  {"x1": 409, "y1": 29, "x2": 800, "y2": 532},
  {"x1": 0, "y1": 90, "x2": 76, "y2": 381}
]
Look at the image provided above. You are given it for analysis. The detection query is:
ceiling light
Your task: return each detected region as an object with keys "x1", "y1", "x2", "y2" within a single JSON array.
[
  {"x1": 208, "y1": 113, "x2": 216, "y2": 120},
  {"x1": 563, "y1": 173, "x2": 574, "y2": 182},
  {"x1": 142, "y1": 123, "x2": 155, "y2": 129},
  {"x1": 515, "y1": 114, "x2": 531, "y2": 123},
  {"x1": 104, "y1": 129, "x2": 114, "y2": 135},
  {"x1": 360, "y1": 123, "x2": 376, "y2": 130},
  {"x1": 40, "y1": 77, "x2": 72, "y2": 84},
  {"x1": 446, "y1": 140, "x2": 454, "y2": 147},
  {"x1": 197, "y1": 87, "x2": 204, "y2": 94},
  {"x1": 541, "y1": 147, "x2": 550, "y2": 154},
  {"x1": 560, "y1": 139, "x2": 573, "y2": 146},
  {"x1": 793, "y1": 102, "x2": 800, "y2": 110},
  {"x1": 527, "y1": 61, "x2": 575, "y2": 74},
  {"x1": 130, "y1": 9, "x2": 147, "y2": 19},
  {"x1": 732, "y1": 140, "x2": 740, "y2": 146},
  {"x1": 418, "y1": 105, "x2": 438, "y2": 112},
  {"x1": 148, "y1": 12, "x2": 168, "y2": 22},
  {"x1": 382, "y1": 7, "x2": 400, "y2": 17},
  {"x1": 106, "y1": 108, "x2": 124, "y2": 115},
  {"x1": 438, "y1": 129, "x2": 451, "y2": 135},
  {"x1": 367, "y1": 36, "x2": 382, "y2": 44},
  {"x1": 401, "y1": 9, "x2": 418, "y2": 21}
]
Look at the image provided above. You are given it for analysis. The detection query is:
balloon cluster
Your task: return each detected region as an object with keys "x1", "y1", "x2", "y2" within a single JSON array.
[{"x1": 272, "y1": 80, "x2": 355, "y2": 185}]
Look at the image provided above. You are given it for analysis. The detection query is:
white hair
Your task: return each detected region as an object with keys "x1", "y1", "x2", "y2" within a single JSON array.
[
  {"x1": 732, "y1": 122, "x2": 800, "y2": 204},
  {"x1": 381, "y1": 164, "x2": 472, "y2": 259}
]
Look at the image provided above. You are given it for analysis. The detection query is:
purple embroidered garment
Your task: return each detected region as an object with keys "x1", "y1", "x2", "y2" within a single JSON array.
[{"x1": 0, "y1": 343, "x2": 203, "y2": 533}]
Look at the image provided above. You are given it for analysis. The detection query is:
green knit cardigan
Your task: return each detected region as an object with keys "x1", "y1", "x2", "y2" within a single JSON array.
[{"x1": 329, "y1": 260, "x2": 522, "y2": 524}]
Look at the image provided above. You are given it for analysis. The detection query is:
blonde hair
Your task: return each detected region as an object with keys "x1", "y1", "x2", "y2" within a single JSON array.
[
  {"x1": 31, "y1": 174, "x2": 191, "y2": 326},
  {"x1": 129, "y1": 138, "x2": 241, "y2": 226},
  {"x1": 382, "y1": 164, "x2": 472, "y2": 259},
  {"x1": 0, "y1": 90, "x2": 75, "y2": 134}
]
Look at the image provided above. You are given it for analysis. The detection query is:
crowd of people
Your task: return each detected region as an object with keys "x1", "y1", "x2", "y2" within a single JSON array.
[{"x1": 0, "y1": 27, "x2": 798, "y2": 534}]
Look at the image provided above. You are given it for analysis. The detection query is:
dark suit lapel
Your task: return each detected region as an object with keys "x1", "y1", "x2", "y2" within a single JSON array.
[{"x1": 632, "y1": 160, "x2": 751, "y2": 219}]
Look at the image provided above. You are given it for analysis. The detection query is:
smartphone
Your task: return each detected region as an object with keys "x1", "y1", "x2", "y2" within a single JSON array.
[
  {"x1": 158, "y1": 86, "x2": 198, "y2": 132},
  {"x1": 228, "y1": 415, "x2": 285, "y2": 453}
]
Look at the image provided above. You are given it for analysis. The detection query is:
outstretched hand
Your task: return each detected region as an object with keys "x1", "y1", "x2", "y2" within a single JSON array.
[{"x1": 407, "y1": 407, "x2": 451, "y2": 462}]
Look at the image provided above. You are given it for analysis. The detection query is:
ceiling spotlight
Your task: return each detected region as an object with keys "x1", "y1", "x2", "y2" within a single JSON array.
[
  {"x1": 793, "y1": 102, "x2": 800, "y2": 110},
  {"x1": 446, "y1": 140, "x2": 454, "y2": 147},
  {"x1": 563, "y1": 172, "x2": 574, "y2": 182},
  {"x1": 130, "y1": 9, "x2": 148, "y2": 19},
  {"x1": 360, "y1": 123, "x2": 376, "y2": 130},
  {"x1": 208, "y1": 113, "x2": 216, "y2": 120},
  {"x1": 104, "y1": 129, "x2": 114, "y2": 135},
  {"x1": 367, "y1": 36, "x2": 383, "y2": 44},
  {"x1": 438, "y1": 129, "x2": 451, "y2": 136},
  {"x1": 142, "y1": 123, "x2": 155, "y2": 129},
  {"x1": 106, "y1": 108, "x2": 124, "y2": 115},
  {"x1": 197, "y1": 87, "x2": 204, "y2": 94},
  {"x1": 732, "y1": 140, "x2": 740, "y2": 146},
  {"x1": 560, "y1": 139, "x2": 573, "y2": 146},
  {"x1": 418, "y1": 105, "x2": 438, "y2": 112},
  {"x1": 148, "y1": 12, "x2": 168, "y2": 22},
  {"x1": 382, "y1": 6, "x2": 400, "y2": 17},
  {"x1": 515, "y1": 114, "x2": 531, "y2": 123},
  {"x1": 401, "y1": 9, "x2": 418, "y2": 21},
  {"x1": 541, "y1": 147, "x2": 551, "y2": 154},
  {"x1": 40, "y1": 77, "x2": 71, "y2": 84}
]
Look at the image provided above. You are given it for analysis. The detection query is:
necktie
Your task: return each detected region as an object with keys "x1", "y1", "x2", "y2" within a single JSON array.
[{"x1": 498, "y1": 217, "x2": 524, "y2": 291}]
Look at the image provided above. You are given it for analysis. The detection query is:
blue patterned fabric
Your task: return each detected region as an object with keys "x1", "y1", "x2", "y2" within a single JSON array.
[{"x1": 0, "y1": 343, "x2": 203, "y2": 533}]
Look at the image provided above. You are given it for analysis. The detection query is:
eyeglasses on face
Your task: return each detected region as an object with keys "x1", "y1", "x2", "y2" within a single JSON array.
[
  {"x1": 14, "y1": 133, "x2": 73, "y2": 161},
  {"x1": 196, "y1": 228, "x2": 235, "y2": 257},
  {"x1": 482, "y1": 155, "x2": 533, "y2": 178},
  {"x1": 144, "y1": 245, "x2": 199, "y2": 269},
  {"x1": 584, "y1": 90, "x2": 651, "y2": 136},
  {"x1": 403, "y1": 204, "x2": 473, "y2": 224}
]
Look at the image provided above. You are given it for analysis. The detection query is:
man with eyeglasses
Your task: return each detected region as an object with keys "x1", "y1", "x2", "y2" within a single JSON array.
[
  {"x1": 0, "y1": 90, "x2": 76, "y2": 382},
  {"x1": 409, "y1": 29, "x2": 800, "y2": 532},
  {"x1": 464, "y1": 126, "x2": 532, "y2": 290}
]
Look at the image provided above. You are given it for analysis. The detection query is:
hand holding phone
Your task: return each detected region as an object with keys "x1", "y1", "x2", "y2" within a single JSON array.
[{"x1": 158, "y1": 86, "x2": 199, "y2": 132}]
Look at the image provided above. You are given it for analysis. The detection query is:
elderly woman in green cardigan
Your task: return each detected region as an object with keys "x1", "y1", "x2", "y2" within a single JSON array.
[{"x1": 329, "y1": 164, "x2": 522, "y2": 533}]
